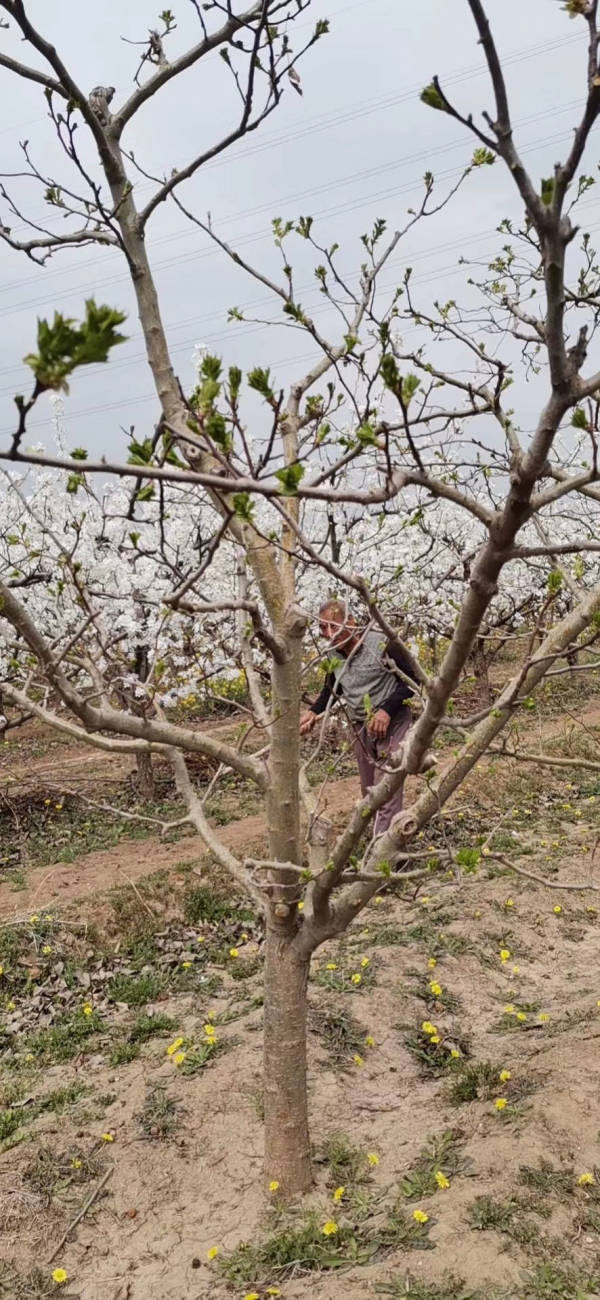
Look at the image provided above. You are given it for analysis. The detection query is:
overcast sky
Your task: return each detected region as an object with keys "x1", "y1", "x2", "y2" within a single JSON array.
[{"x1": 0, "y1": 0, "x2": 594, "y2": 460}]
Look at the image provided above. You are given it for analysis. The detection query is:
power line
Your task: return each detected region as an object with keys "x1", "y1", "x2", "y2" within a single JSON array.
[
  {"x1": 0, "y1": 117, "x2": 588, "y2": 392},
  {"x1": 0, "y1": 110, "x2": 584, "y2": 331},
  {"x1": 6, "y1": 214, "x2": 599, "y2": 438},
  {"x1": 0, "y1": 94, "x2": 581, "y2": 303},
  {"x1": 4, "y1": 27, "x2": 583, "y2": 243}
]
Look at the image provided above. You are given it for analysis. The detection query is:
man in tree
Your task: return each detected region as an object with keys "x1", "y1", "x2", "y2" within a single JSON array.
[{"x1": 300, "y1": 599, "x2": 419, "y2": 834}]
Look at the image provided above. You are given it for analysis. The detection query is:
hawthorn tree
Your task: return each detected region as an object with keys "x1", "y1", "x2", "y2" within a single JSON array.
[{"x1": 3, "y1": 0, "x2": 600, "y2": 1196}]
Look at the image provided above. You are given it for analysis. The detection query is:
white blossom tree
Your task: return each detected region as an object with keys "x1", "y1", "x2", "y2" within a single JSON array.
[{"x1": 3, "y1": 0, "x2": 600, "y2": 1195}]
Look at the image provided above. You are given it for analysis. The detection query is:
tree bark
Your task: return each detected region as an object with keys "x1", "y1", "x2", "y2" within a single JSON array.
[
  {"x1": 263, "y1": 922, "x2": 312, "y2": 1196},
  {"x1": 134, "y1": 750, "x2": 155, "y2": 800},
  {"x1": 470, "y1": 638, "x2": 492, "y2": 705},
  {"x1": 266, "y1": 648, "x2": 302, "y2": 863}
]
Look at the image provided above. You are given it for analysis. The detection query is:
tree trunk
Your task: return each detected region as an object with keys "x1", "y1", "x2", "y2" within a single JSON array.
[
  {"x1": 266, "y1": 649, "x2": 302, "y2": 863},
  {"x1": 134, "y1": 750, "x2": 155, "y2": 800},
  {"x1": 470, "y1": 638, "x2": 492, "y2": 705},
  {"x1": 263, "y1": 923, "x2": 312, "y2": 1196}
]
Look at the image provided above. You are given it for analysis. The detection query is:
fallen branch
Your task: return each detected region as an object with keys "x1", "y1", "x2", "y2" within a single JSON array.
[
  {"x1": 490, "y1": 853, "x2": 600, "y2": 892},
  {"x1": 47, "y1": 1165, "x2": 113, "y2": 1264},
  {"x1": 47, "y1": 784, "x2": 194, "y2": 835},
  {"x1": 488, "y1": 748, "x2": 600, "y2": 772},
  {"x1": 115, "y1": 865, "x2": 157, "y2": 918}
]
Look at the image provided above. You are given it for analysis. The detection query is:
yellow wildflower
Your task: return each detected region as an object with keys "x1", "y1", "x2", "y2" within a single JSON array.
[
  {"x1": 297, "y1": 901, "x2": 304, "y2": 911},
  {"x1": 361, "y1": 957, "x2": 370, "y2": 968},
  {"x1": 244, "y1": 1294, "x2": 260, "y2": 1300},
  {"x1": 204, "y1": 1024, "x2": 216, "y2": 1036},
  {"x1": 494, "y1": 1098, "x2": 507, "y2": 1111},
  {"x1": 512, "y1": 966, "x2": 520, "y2": 975},
  {"x1": 52, "y1": 1269, "x2": 68, "y2": 1285},
  {"x1": 374, "y1": 896, "x2": 384, "y2": 904},
  {"x1": 167, "y1": 1038, "x2": 184, "y2": 1056},
  {"x1": 197, "y1": 936, "x2": 206, "y2": 943},
  {"x1": 553, "y1": 904, "x2": 562, "y2": 915},
  {"x1": 71, "y1": 1158, "x2": 82, "y2": 1169},
  {"x1": 333, "y1": 1185, "x2": 345, "y2": 1201},
  {"x1": 500, "y1": 949, "x2": 510, "y2": 962},
  {"x1": 101, "y1": 1133, "x2": 114, "y2": 1142},
  {"x1": 30, "y1": 914, "x2": 39, "y2": 924},
  {"x1": 505, "y1": 898, "x2": 514, "y2": 908},
  {"x1": 207, "y1": 1246, "x2": 219, "y2": 1260},
  {"x1": 207, "y1": 1009, "x2": 216, "y2": 1019},
  {"x1": 538, "y1": 1013, "x2": 549, "y2": 1023},
  {"x1": 450, "y1": 1048, "x2": 461, "y2": 1059},
  {"x1": 367, "y1": 1152, "x2": 380, "y2": 1166},
  {"x1": 420, "y1": 896, "x2": 431, "y2": 905},
  {"x1": 174, "y1": 1052, "x2": 186, "y2": 1066},
  {"x1": 422, "y1": 1021, "x2": 436, "y2": 1035},
  {"x1": 504, "y1": 1004, "x2": 515, "y2": 1014},
  {"x1": 413, "y1": 1209, "x2": 429, "y2": 1223},
  {"x1": 351, "y1": 973, "x2": 362, "y2": 986},
  {"x1": 516, "y1": 1011, "x2": 527, "y2": 1022},
  {"x1": 42, "y1": 946, "x2": 52, "y2": 956},
  {"x1": 44, "y1": 798, "x2": 51, "y2": 806},
  {"x1": 182, "y1": 961, "x2": 192, "y2": 969},
  {"x1": 6, "y1": 1000, "x2": 14, "y2": 1011},
  {"x1": 229, "y1": 948, "x2": 239, "y2": 958},
  {"x1": 266, "y1": 1290, "x2": 281, "y2": 1297},
  {"x1": 365, "y1": 1035, "x2": 375, "y2": 1048},
  {"x1": 55, "y1": 803, "x2": 63, "y2": 811},
  {"x1": 435, "y1": 1170, "x2": 450, "y2": 1190},
  {"x1": 430, "y1": 1034, "x2": 441, "y2": 1044},
  {"x1": 499, "y1": 1069, "x2": 511, "y2": 1083},
  {"x1": 429, "y1": 981, "x2": 442, "y2": 997},
  {"x1": 427, "y1": 957, "x2": 437, "y2": 969},
  {"x1": 326, "y1": 962, "x2": 337, "y2": 970},
  {"x1": 353, "y1": 1054, "x2": 364, "y2": 1067},
  {"x1": 322, "y1": 1220, "x2": 338, "y2": 1236},
  {"x1": 578, "y1": 1172, "x2": 595, "y2": 1186},
  {"x1": 269, "y1": 1180, "x2": 280, "y2": 1193},
  {"x1": 241, "y1": 933, "x2": 249, "y2": 942},
  {"x1": 0, "y1": 966, "x2": 4, "y2": 977},
  {"x1": 82, "y1": 1004, "x2": 93, "y2": 1017}
]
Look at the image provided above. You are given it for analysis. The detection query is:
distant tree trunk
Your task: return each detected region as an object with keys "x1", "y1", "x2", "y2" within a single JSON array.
[
  {"x1": 263, "y1": 924, "x2": 312, "y2": 1196},
  {"x1": 471, "y1": 638, "x2": 492, "y2": 705},
  {"x1": 133, "y1": 643, "x2": 155, "y2": 800},
  {"x1": 134, "y1": 750, "x2": 155, "y2": 800}
]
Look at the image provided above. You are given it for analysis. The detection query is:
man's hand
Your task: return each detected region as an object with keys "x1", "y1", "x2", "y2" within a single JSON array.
[
  {"x1": 367, "y1": 708, "x2": 391, "y2": 738},
  {"x1": 300, "y1": 709, "x2": 318, "y2": 736}
]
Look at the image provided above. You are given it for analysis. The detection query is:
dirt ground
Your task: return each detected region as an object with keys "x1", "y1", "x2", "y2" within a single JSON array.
[{"x1": 3, "y1": 701, "x2": 600, "y2": 1300}]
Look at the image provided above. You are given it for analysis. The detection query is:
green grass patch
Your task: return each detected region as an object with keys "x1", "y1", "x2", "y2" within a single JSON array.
[
  {"x1": 24, "y1": 1142, "x2": 104, "y2": 1205},
  {"x1": 519, "y1": 1262, "x2": 600, "y2": 1298},
  {"x1": 447, "y1": 1060, "x2": 503, "y2": 1105},
  {"x1": 399, "y1": 1129, "x2": 467, "y2": 1200},
  {"x1": 136, "y1": 1083, "x2": 181, "y2": 1140},
  {"x1": 219, "y1": 1202, "x2": 434, "y2": 1288},
  {"x1": 309, "y1": 1006, "x2": 368, "y2": 1068},
  {"x1": 376, "y1": 1275, "x2": 498, "y2": 1299},
  {"x1": 402, "y1": 1024, "x2": 467, "y2": 1077},
  {"x1": 18, "y1": 1008, "x2": 105, "y2": 1065},
  {"x1": 109, "y1": 1011, "x2": 176, "y2": 1065},
  {"x1": 318, "y1": 1132, "x2": 373, "y2": 1188},
  {"x1": 183, "y1": 882, "x2": 255, "y2": 927}
]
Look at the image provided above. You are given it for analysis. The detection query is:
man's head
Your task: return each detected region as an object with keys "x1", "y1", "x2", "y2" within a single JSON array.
[{"x1": 318, "y1": 598, "x2": 358, "y2": 651}]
